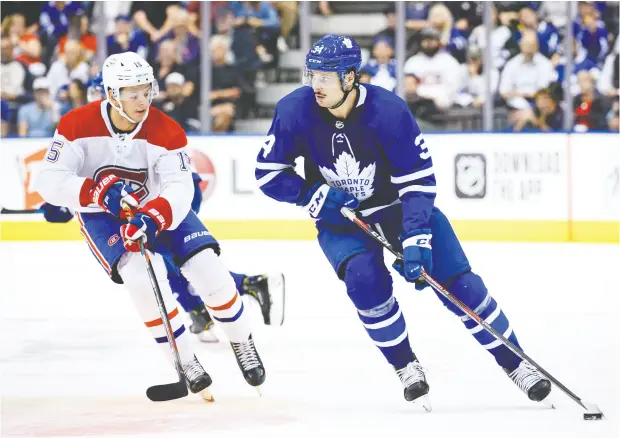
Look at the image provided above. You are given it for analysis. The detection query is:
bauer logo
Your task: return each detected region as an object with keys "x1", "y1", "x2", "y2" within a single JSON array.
[
  {"x1": 454, "y1": 153, "x2": 486, "y2": 199},
  {"x1": 184, "y1": 231, "x2": 211, "y2": 243}
]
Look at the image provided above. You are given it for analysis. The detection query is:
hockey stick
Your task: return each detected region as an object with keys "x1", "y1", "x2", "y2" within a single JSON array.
[
  {"x1": 123, "y1": 204, "x2": 189, "y2": 402},
  {"x1": 340, "y1": 207, "x2": 604, "y2": 420},
  {"x1": 0, "y1": 207, "x2": 42, "y2": 214}
]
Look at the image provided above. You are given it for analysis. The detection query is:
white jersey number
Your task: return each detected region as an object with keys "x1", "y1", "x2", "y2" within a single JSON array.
[{"x1": 261, "y1": 134, "x2": 276, "y2": 159}]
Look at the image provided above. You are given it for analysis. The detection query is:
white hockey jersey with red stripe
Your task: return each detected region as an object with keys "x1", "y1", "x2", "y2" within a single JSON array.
[{"x1": 35, "y1": 100, "x2": 193, "y2": 230}]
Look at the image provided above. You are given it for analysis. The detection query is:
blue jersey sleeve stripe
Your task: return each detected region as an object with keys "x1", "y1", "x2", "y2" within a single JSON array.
[
  {"x1": 256, "y1": 162, "x2": 293, "y2": 171},
  {"x1": 391, "y1": 166, "x2": 434, "y2": 184}
]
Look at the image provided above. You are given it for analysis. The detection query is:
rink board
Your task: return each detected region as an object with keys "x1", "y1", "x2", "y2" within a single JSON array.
[{"x1": 1, "y1": 133, "x2": 618, "y2": 243}]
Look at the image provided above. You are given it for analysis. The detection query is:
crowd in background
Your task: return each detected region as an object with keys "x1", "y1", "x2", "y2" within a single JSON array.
[
  {"x1": 1, "y1": 1, "x2": 618, "y2": 137},
  {"x1": 352, "y1": 1, "x2": 619, "y2": 132},
  {"x1": 0, "y1": 0, "x2": 296, "y2": 136}
]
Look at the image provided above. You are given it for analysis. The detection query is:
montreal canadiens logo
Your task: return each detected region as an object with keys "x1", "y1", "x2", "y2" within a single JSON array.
[
  {"x1": 189, "y1": 149, "x2": 216, "y2": 201},
  {"x1": 108, "y1": 234, "x2": 120, "y2": 246},
  {"x1": 94, "y1": 166, "x2": 149, "y2": 201}
]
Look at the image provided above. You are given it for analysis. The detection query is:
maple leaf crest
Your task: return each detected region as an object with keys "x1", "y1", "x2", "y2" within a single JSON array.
[{"x1": 319, "y1": 151, "x2": 376, "y2": 201}]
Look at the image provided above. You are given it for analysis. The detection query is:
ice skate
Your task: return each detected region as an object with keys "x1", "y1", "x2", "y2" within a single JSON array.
[
  {"x1": 189, "y1": 304, "x2": 219, "y2": 343},
  {"x1": 242, "y1": 274, "x2": 286, "y2": 326},
  {"x1": 505, "y1": 360, "x2": 552, "y2": 405},
  {"x1": 231, "y1": 334, "x2": 266, "y2": 391},
  {"x1": 183, "y1": 355, "x2": 214, "y2": 401},
  {"x1": 396, "y1": 360, "x2": 431, "y2": 412}
]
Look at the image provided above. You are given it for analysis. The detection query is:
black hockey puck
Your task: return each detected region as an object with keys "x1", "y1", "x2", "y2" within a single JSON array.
[{"x1": 583, "y1": 412, "x2": 604, "y2": 420}]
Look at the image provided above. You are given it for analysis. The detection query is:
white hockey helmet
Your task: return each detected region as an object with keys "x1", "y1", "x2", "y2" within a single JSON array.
[{"x1": 102, "y1": 52, "x2": 159, "y2": 123}]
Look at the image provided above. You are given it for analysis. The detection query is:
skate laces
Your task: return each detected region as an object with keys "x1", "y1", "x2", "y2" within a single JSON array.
[
  {"x1": 232, "y1": 338, "x2": 260, "y2": 370},
  {"x1": 396, "y1": 361, "x2": 426, "y2": 388},
  {"x1": 183, "y1": 357, "x2": 205, "y2": 381},
  {"x1": 509, "y1": 361, "x2": 544, "y2": 393}
]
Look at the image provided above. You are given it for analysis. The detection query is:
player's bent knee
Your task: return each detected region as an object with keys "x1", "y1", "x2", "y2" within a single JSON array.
[
  {"x1": 435, "y1": 270, "x2": 489, "y2": 317},
  {"x1": 344, "y1": 251, "x2": 393, "y2": 311},
  {"x1": 117, "y1": 251, "x2": 168, "y2": 289},
  {"x1": 180, "y1": 248, "x2": 236, "y2": 306}
]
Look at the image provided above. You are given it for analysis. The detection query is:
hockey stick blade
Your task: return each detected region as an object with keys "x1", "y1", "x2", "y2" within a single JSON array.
[{"x1": 146, "y1": 381, "x2": 189, "y2": 402}]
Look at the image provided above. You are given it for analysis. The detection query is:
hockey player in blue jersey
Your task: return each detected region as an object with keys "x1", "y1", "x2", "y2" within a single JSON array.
[
  {"x1": 255, "y1": 35, "x2": 552, "y2": 408},
  {"x1": 41, "y1": 74, "x2": 285, "y2": 342}
]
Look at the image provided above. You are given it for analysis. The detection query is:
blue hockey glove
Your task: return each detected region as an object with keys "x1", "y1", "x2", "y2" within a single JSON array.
[
  {"x1": 89, "y1": 174, "x2": 139, "y2": 219},
  {"x1": 40, "y1": 203, "x2": 74, "y2": 223},
  {"x1": 393, "y1": 229, "x2": 433, "y2": 290},
  {"x1": 298, "y1": 183, "x2": 359, "y2": 225},
  {"x1": 191, "y1": 172, "x2": 203, "y2": 214}
]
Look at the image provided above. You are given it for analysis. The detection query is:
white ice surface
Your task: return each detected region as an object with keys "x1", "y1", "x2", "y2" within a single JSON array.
[{"x1": 1, "y1": 240, "x2": 618, "y2": 438}]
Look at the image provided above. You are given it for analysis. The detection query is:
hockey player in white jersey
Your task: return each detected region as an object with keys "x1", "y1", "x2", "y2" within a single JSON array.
[{"x1": 35, "y1": 52, "x2": 266, "y2": 397}]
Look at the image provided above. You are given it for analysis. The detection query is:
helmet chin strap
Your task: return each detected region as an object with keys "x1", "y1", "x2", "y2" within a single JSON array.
[
  {"x1": 327, "y1": 73, "x2": 357, "y2": 109},
  {"x1": 328, "y1": 83, "x2": 357, "y2": 110}
]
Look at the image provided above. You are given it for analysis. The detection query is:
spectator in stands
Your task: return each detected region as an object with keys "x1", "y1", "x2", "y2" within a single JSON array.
[
  {"x1": 17, "y1": 77, "x2": 59, "y2": 137},
  {"x1": 517, "y1": 4, "x2": 560, "y2": 63},
  {"x1": 405, "y1": 2, "x2": 430, "y2": 31},
  {"x1": 573, "y1": 70, "x2": 609, "y2": 131},
  {"x1": 39, "y1": 1, "x2": 84, "y2": 65},
  {"x1": 1, "y1": 99, "x2": 10, "y2": 137},
  {"x1": 317, "y1": 1, "x2": 332, "y2": 17},
  {"x1": 46, "y1": 39, "x2": 89, "y2": 98},
  {"x1": 215, "y1": 5, "x2": 260, "y2": 89},
  {"x1": 156, "y1": 72, "x2": 199, "y2": 132},
  {"x1": 57, "y1": 13, "x2": 97, "y2": 61},
  {"x1": 152, "y1": 39, "x2": 198, "y2": 101},
  {"x1": 404, "y1": 27, "x2": 462, "y2": 112},
  {"x1": 374, "y1": 4, "x2": 397, "y2": 44},
  {"x1": 210, "y1": 34, "x2": 242, "y2": 132},
  {"x1": 573, "y1": 1, "x2": 609, "y2": 63},
  {"x1": 456, "y1": 45, "x2": 499, "y2": 109},
  {"x1": 469, "y1": 5, "x2": 516, "y2": 70},
  {"x1": 1, "y1": 14, "x2": 41, "y2": 67},
  {"x1": 106, "y1": 15, "x2": 148, "y2": 59},
  {"x1": 556, "y1": 40, "x2": 601, "y2": 97},
  {"x1": 0, "y1": 37, "x2": 26, "y2": 106},
  {"x1": 39, "y1": 1, "x2": 84, "y2": 39},
  {"x1": 597, "y1": 39, "x2": 619, "y2": 98},
  {"x1": 273, "y1": 2, "x2": 298, "y2": 52},
  {"x1": 445, "y1": 1, "x2": 483, "y2": 36},
  {"x1": 229, "y1": 1, "x2": 281, "y2": 65},
  {"x1": 59, "y1": 79, "x2": 87, "y2": 116},
  {"x1": 359, "y1": 36, "x2": 397, "y2": 92},
  {"x1": 427, "y1": 3, "x2": 468, "y2": 63},
  {"x1": 513, "y1": 87, "x2": 563, "y2": 132},
  {"x1": 130, "y1": 1, "x2": 183, "y2": 43},
  {"x1": 539, "y1": 1, "x2": 575, "y2": 31},
  {"x1": 155, "y1": 8, "x2": 201, "y2": 65},
  {"x1": 499, "y1": 30, "x2": 556, "y2": 112}
]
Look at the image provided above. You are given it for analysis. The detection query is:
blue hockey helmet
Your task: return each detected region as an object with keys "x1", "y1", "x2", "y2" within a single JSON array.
[{"x1": 305, "y1": 35, "x2": 362, "y2": 83}]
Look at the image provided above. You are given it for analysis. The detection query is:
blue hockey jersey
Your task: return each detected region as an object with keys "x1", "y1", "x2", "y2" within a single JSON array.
[{"x1": 255, "y1": 84, "x2": 436, "y2": 236}]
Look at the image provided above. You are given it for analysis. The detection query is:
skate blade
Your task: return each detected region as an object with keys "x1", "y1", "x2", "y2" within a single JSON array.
[
  {"x1": 199, "y1": 388, "x2": 215, "y2": 403},
  {"x1": 267, "y1": 273, "x2": 286, "y2": 326},
  {"x1": 255, "y1": 385, "x2": 263, "y2": 397},
  {"x1": 541, "y1": 398, "x2": 555, "y2": 409},
  {"x1": 420, "y1": 395, "x2": 432, "y2": 412}
]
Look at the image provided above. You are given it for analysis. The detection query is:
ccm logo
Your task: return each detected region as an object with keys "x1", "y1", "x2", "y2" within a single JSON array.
[
  {"x1": 184, "y1": 231, "x2": 211, "y2": 243},
  {"x1": 108, "y1": 234, "x2": 120, "y2": 246}
]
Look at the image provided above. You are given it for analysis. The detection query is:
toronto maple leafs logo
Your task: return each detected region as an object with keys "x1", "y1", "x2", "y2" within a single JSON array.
[{"x1": 319, "y1": 152, "x2": 376, "y2": 201}]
